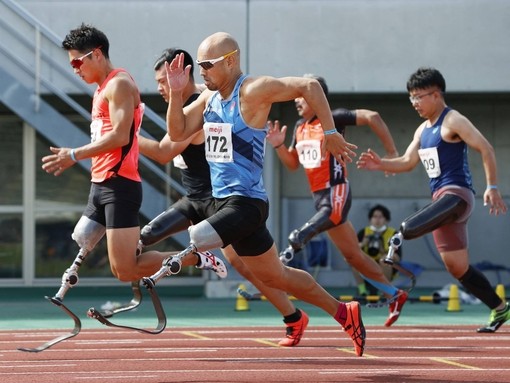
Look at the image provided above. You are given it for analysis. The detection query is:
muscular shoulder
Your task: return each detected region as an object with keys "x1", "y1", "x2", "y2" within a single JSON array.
[
  {"x1": 104, "y1": 71, "x2": 139, "y2": 103},
  {"x1": 443, "y1": 108, "x2": 470, "y2": 127},
  {"x1": 442, "y1": 109, "x2": 472, "y2": 142}
]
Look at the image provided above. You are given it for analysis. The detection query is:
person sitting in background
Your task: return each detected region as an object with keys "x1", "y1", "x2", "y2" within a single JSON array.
[{"x1": 355, "y1": 204, "x2": 401, "y2": 296}]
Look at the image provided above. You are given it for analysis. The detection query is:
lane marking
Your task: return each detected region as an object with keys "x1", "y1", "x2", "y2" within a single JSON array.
[
  {"x1": 180, "y1": 331, "x2": 211, "y2": 340},
  {"x1": 1, "y1": 367, "x2": 510, "y2": 377},
  {"x1": 430, "y1": 357, "x2": 483, "y2": 370},
  {"x1": 252, "y1": 339, "x2": 279, "y2": 347},
  {"x1": 336, "y1": 348, "x2": 379, "y2": 358}
]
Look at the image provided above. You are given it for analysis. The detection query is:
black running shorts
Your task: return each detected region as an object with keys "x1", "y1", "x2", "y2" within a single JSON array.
[
  {"x1": 83, "y1": 175, "x2": 142, "y2": 229},
  {"x1": 207, "y1": 196, "x2": 274, "y2": 256}
]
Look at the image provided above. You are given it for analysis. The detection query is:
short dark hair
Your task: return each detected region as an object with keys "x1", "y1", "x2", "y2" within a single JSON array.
[
  {"x1": 368, "y1": 204, "x2": 391, "y2": 221},
  {"x1": 303, "y1": 73, "x2": 329, "y2": 97},
  {"x1": 154, "y1": 48, "x2": 194, "y2": 79},
  {"x1": 62, "y1": 23, "x2": 109, "y2": 58},
  {"x1": 406, "y1": 67, "x2": 446, "y2": 93}
]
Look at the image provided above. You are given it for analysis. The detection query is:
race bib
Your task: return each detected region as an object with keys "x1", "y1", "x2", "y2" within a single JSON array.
[
  {"x1": 173, "y1": 154, "x2": 188, "y2": 169},
  {"x1": 418, "y1": 147, "x2": 441, "y2": 178},
  {"x1": 203, "y1": 122, "x2": 233, "y2": 163},
  {"x1": 90, "y1": 119, "x2": 103, "y2": 142},
  {"x1": 295, "y1": 139, "x2": 322, "y2": 169}
]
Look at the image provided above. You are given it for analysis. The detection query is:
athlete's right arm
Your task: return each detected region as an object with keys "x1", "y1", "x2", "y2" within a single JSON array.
[
  {"x1": 266, "y1": 120, "x2": 300, "y2": 171},
  {"x1": 357, "y1": 126, "x2": 422, "y2": 173},
  {"x1": 138, "y1": 133, "x2": 193, "y2": 165},
  {"x1": 165, "y1": 53, "x2": 209, "y2": 141}
]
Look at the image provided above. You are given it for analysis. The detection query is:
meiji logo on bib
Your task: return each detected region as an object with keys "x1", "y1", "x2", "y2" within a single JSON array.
[{"x1": 208, "y1": 125, "x2": 223, "y2": 135}]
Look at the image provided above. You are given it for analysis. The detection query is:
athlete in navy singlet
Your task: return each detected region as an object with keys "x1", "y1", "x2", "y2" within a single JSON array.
[{"x1": 357, "y1": 67, "x2": 508, "y2": 333}]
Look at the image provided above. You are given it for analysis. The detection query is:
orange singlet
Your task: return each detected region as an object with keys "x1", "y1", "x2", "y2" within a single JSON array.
[
  {"x1": 294, "y1": 117, "x2": 347, "y2": 193},
  {"x1": 90, "y1": 68, "x2": 143, "y2": 183}
]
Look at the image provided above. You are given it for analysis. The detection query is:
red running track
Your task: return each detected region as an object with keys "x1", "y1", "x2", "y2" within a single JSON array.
[{"x1": 2, "y1": 325, "x2": 510, "y2": 383}]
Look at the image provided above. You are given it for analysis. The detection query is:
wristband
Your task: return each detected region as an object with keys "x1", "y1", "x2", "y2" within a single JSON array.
[
  {"x1": 487, "y1": 185, "x2": 498, "y2": 190},
  {"x1": 70, "y1": 149, "x2": 77, "y2": 162},
  {"x1": 323, "y1": 128, "x2": 337, "y2": 135},
  {"x1": 274, "y1": 142, "x2": 284, "y2": 149}
]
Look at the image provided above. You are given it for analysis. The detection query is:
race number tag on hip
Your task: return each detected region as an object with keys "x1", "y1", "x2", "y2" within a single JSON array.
[
  {"x1": 203, "y1": 122, "x2": 233, "y2": 163},
  {"x1": 173, "y1": 154, "x2": 188, "y2": 169},
  {"x1": 295, "y1": 139, "x2": 322, "y2": 169},
  {"x1": 90, "y1": 119, "x2": 103, "y2": 142},
  {"x1": 418, "y1": 147, "x2": 441, "y2": 178}
]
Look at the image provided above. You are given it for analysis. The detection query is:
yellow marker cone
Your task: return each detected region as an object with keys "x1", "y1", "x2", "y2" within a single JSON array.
[
  {"x1": 235, "y1": 283, "x2": 250, "y2": 311},
  {"x1": 446, "y1": 284, "x2": 462, "y2": 312},
  {"x1": 496, "y1": 284, "x2": 506, "y2": 303}
]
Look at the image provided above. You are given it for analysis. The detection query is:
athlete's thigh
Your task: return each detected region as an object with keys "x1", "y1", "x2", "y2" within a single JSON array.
[
  {"x1": 327, "y1": 220, "x2": 359, "y2": 256},
  {"x1": 106, "y1": 226, "x2": 140, "y2": 267},
  {"x1": 240, "y1": 243, "x2": 284, "y2": 283}
]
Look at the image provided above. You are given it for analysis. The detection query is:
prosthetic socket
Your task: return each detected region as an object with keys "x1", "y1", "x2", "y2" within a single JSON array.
[
  {"x1": 139, "y1": 207, "x2": 190, "y2": 251},
  {"x1": 55, "y1": 217, "x2": 106, "y2": 300},
  {"x1": 384, "y1": 194, "x2": 467, "y2": 264},
  {"x1": 281, "y1": 210, "x2": 334, "y2": 263},
  {"x1": 143, "y1": 220, "x2": 224, "y2": 288}
]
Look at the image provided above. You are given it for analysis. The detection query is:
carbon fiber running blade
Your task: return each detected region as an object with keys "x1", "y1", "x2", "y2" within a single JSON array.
[
  {"x1": 99, "y1": 280, "x2": 143, "y2": 318},
  {"x1": 87, "y1": 285, "x2": 166, "y2": 335},
  {"x1": 18, "y1": 296, "x2": 81, "y2": 352},
  {"x1": 392, "y1": 261, "x2": 417, "y2": 292}
]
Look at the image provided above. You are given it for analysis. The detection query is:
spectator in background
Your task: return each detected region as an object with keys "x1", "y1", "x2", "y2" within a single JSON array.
[{"x1": 355, "y1": 204, "x2": 401, "y2": 296}]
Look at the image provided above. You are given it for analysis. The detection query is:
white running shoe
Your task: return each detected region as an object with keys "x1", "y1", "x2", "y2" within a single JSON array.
[{"x1": 195, "y1": 251, "x2": 228, "y2": 278}]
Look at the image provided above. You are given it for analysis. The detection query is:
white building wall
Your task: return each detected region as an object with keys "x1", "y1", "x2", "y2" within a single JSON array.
[{"x1": 15, "y1": 0, "x2": 510, "y2": 93}]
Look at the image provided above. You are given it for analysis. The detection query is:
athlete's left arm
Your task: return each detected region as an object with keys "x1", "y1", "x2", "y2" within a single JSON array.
[
  {"x1": 244, "y1": 76, "x2": 357, "y2": 164},
  {"x1": 448, "y1": 112, "x2": 507, "y2": 215},
  {"x1": 355, "y1": 109, "x2": 398, "y2": 158}
]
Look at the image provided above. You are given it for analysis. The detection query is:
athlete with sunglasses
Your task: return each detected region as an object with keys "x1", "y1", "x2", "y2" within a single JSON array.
[
  {"x1": 42, "y1": 24, "x2": 190, "y2": 286},
  {"x1": 145, "y1": 32, "x2": 366, "y2": 356},
  {"x1": 138, "y1": 48, "x2": 307, "y2": 347}
]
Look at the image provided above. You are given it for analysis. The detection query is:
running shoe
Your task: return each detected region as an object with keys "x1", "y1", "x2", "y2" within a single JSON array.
[
  {"x1": 195, "y1": 251, "x2": 228, "y2": 278},
  {"x1": 385, "y1": 289, "x2": 408, "y2": 327},
  {"x1": 343, "y1": 301, "x2": 366, "y2": 357},
  {"x1": 477, "y1": 302, "x2": 510, "y2": 333},
  {"x1": 278, "y1": 310, "x2": 309, "y2": 347}
]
